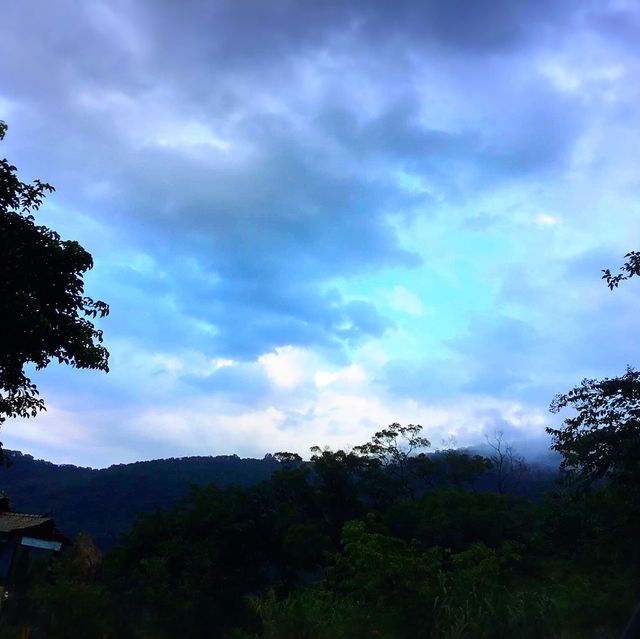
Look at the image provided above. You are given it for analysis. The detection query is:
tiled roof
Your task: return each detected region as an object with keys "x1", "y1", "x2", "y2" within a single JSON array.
[{"x1": 0, "y1": 512, "x2": 51, "y2": 533}]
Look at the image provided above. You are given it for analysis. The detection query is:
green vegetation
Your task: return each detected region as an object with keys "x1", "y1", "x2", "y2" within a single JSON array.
[
  {"x1": 0, "y1": 452, "x2": 282, "y2": 548},
  {"x1": 0, "y1": 419, "x2": 638, "y2": 638}
]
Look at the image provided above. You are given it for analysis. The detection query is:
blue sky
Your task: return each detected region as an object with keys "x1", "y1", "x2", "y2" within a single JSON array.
[{"x1": 2, "y1": 0, "x2": 640, "y2": 467}]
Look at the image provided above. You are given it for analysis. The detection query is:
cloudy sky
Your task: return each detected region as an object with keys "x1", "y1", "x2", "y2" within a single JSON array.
[{"x1": 2, "y1": 0, "x2": 640, "y2": 467}]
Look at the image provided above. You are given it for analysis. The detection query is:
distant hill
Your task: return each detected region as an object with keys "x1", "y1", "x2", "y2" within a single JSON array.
[
  {"x1": 0, "y1": 448, "x2": 560, "y2": 549},
  {"x1": 0, "y1": 451, "x2": 280, "y2": 548}
]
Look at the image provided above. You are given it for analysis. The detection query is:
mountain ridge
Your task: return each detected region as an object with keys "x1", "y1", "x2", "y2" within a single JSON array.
[{"x1": 0, "y1": 450, "x2": 281, "y2": 547}]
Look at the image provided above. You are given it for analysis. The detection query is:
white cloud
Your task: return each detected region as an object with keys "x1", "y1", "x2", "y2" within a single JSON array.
[
  {"x1": 387, "y1": 285, "x2": 425, "y2": 316},
  {"x1": 4, "y1": 355, "x2": 551, "y2": 465},
  {"x1": 258, "y1": 346, "x2": 316, "y2": 389},
  {"x1": 314, "y1": 364, "x2": 367, "y2": 388},
  {"x1": 534, "y1": 213, "x2": 560, "y2": 226},
  {"x1": 150, "y1": 121, "x2": 232, "y2": 152},
  {"x1": 120, "y1": 388, "x2": 550, "y2": 462},
  {"x1": 0, "y1": 96, "x2": 16, "y2": 120}
]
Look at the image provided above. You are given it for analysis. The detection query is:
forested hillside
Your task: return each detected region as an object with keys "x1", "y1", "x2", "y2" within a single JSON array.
[
  {"x1": 0, "y1": 451, "x2": 280, "y2": 547},
  {"x1": 0, "y1": 418, "x2": 637, "y2": 638},
  {"x1": 0, "y1": 447, "x2": 557, "y2": 549}
]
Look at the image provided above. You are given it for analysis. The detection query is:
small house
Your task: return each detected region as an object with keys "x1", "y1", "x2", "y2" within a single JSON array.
[{"x1": 0, "y1": 495, "x2": 66, "y2": 595}]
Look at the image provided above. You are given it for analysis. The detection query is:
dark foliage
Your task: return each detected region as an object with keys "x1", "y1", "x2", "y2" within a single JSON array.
[
  {"x1": 0, "y1": 424, "x2": 637, "y2": 638},
  {"x1": 0, "y1": 121, "x2": 109, "y2": 430},
  {"x1": 548, "y1": 367, "x2": 640, "y2": 487},
  {"x1": 602, "y1": 251, "x2": 640, "y2": 289},
  {"x1": 0, "y1": 451, "x2": 281, "y2": 547}
]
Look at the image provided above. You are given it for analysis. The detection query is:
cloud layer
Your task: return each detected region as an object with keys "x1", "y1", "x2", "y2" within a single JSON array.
[{"x1": 2, "y1": 0, "x2": 640, "y2": 465}]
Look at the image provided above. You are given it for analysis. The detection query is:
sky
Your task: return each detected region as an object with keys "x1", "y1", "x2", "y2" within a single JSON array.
[{"x1": 1, "y1": 0, "x2": 640, "y2": 467}]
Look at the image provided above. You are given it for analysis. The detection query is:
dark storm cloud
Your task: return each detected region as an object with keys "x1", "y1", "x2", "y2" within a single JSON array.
[
  {"x1": 138, "y1": 0, "x2": 583, "y2": 72},
  {"x1": 1, "y1": 0, "x2": 584, "y2": 113}
]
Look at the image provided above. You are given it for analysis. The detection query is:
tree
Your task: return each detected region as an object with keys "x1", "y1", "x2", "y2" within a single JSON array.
[
  {"x1": 273, "y1": 452, "x2": 303, "y2": 468},
  {"x1": 354, "y1": 423, "x2": 430, "y2": 499},
  {"x1": 485, "y1": 431, "x2": 527, "y2": 494},
  {"x1": 439, "y1": 449, "x2": 493, "y2": 489},
  {"x1": 0, "y1": 121, "x2": 109, "y2": 429},
  {"x1": 602, "y1": 251, "x2": 640, "y2": 289},
  {"x1": 549, "y1": 252, "x2": 640, "y2": 488},
  {"x1": 548, "y1": 368, "x2": 640, "y2": 487},
  {"x1": 309, "y1": 447, "x2": 366, "y2": 535}
]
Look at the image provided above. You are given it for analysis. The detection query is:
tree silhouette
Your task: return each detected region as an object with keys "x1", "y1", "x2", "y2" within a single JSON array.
[
  {"x1": 549, "y1": 252, "x2": 640, "y2": 487},
  {"x1": 548, "y1": 368, "x2": 640, "y2": 487},
  {"x1": 602, "y1": 251, "x2": 640, "y2": 289},
  {"x1": 354, "y1": 423, "x2": 430, "y2": 499},
  {"x1": 485, "y1": 431, "x2": 527, "y2": 494},
  {"x1": 0, "y1": 121, "x2": 109, "y2": 432}
]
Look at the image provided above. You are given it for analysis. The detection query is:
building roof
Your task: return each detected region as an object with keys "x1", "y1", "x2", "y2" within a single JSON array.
[{"x1": 0, "y1": 512, "x2": 52, "y2": 533}]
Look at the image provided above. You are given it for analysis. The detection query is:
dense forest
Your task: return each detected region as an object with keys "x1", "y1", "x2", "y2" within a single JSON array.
[
  {"x1": 0, "y1": 442, "x2": 557, "y2": 549},
  {"x1": 0, "y1": 409, "x2": 638, "y2": 638},
  {"x1": 0, "y1": 451, "x2": 281, "y2": 548}
]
